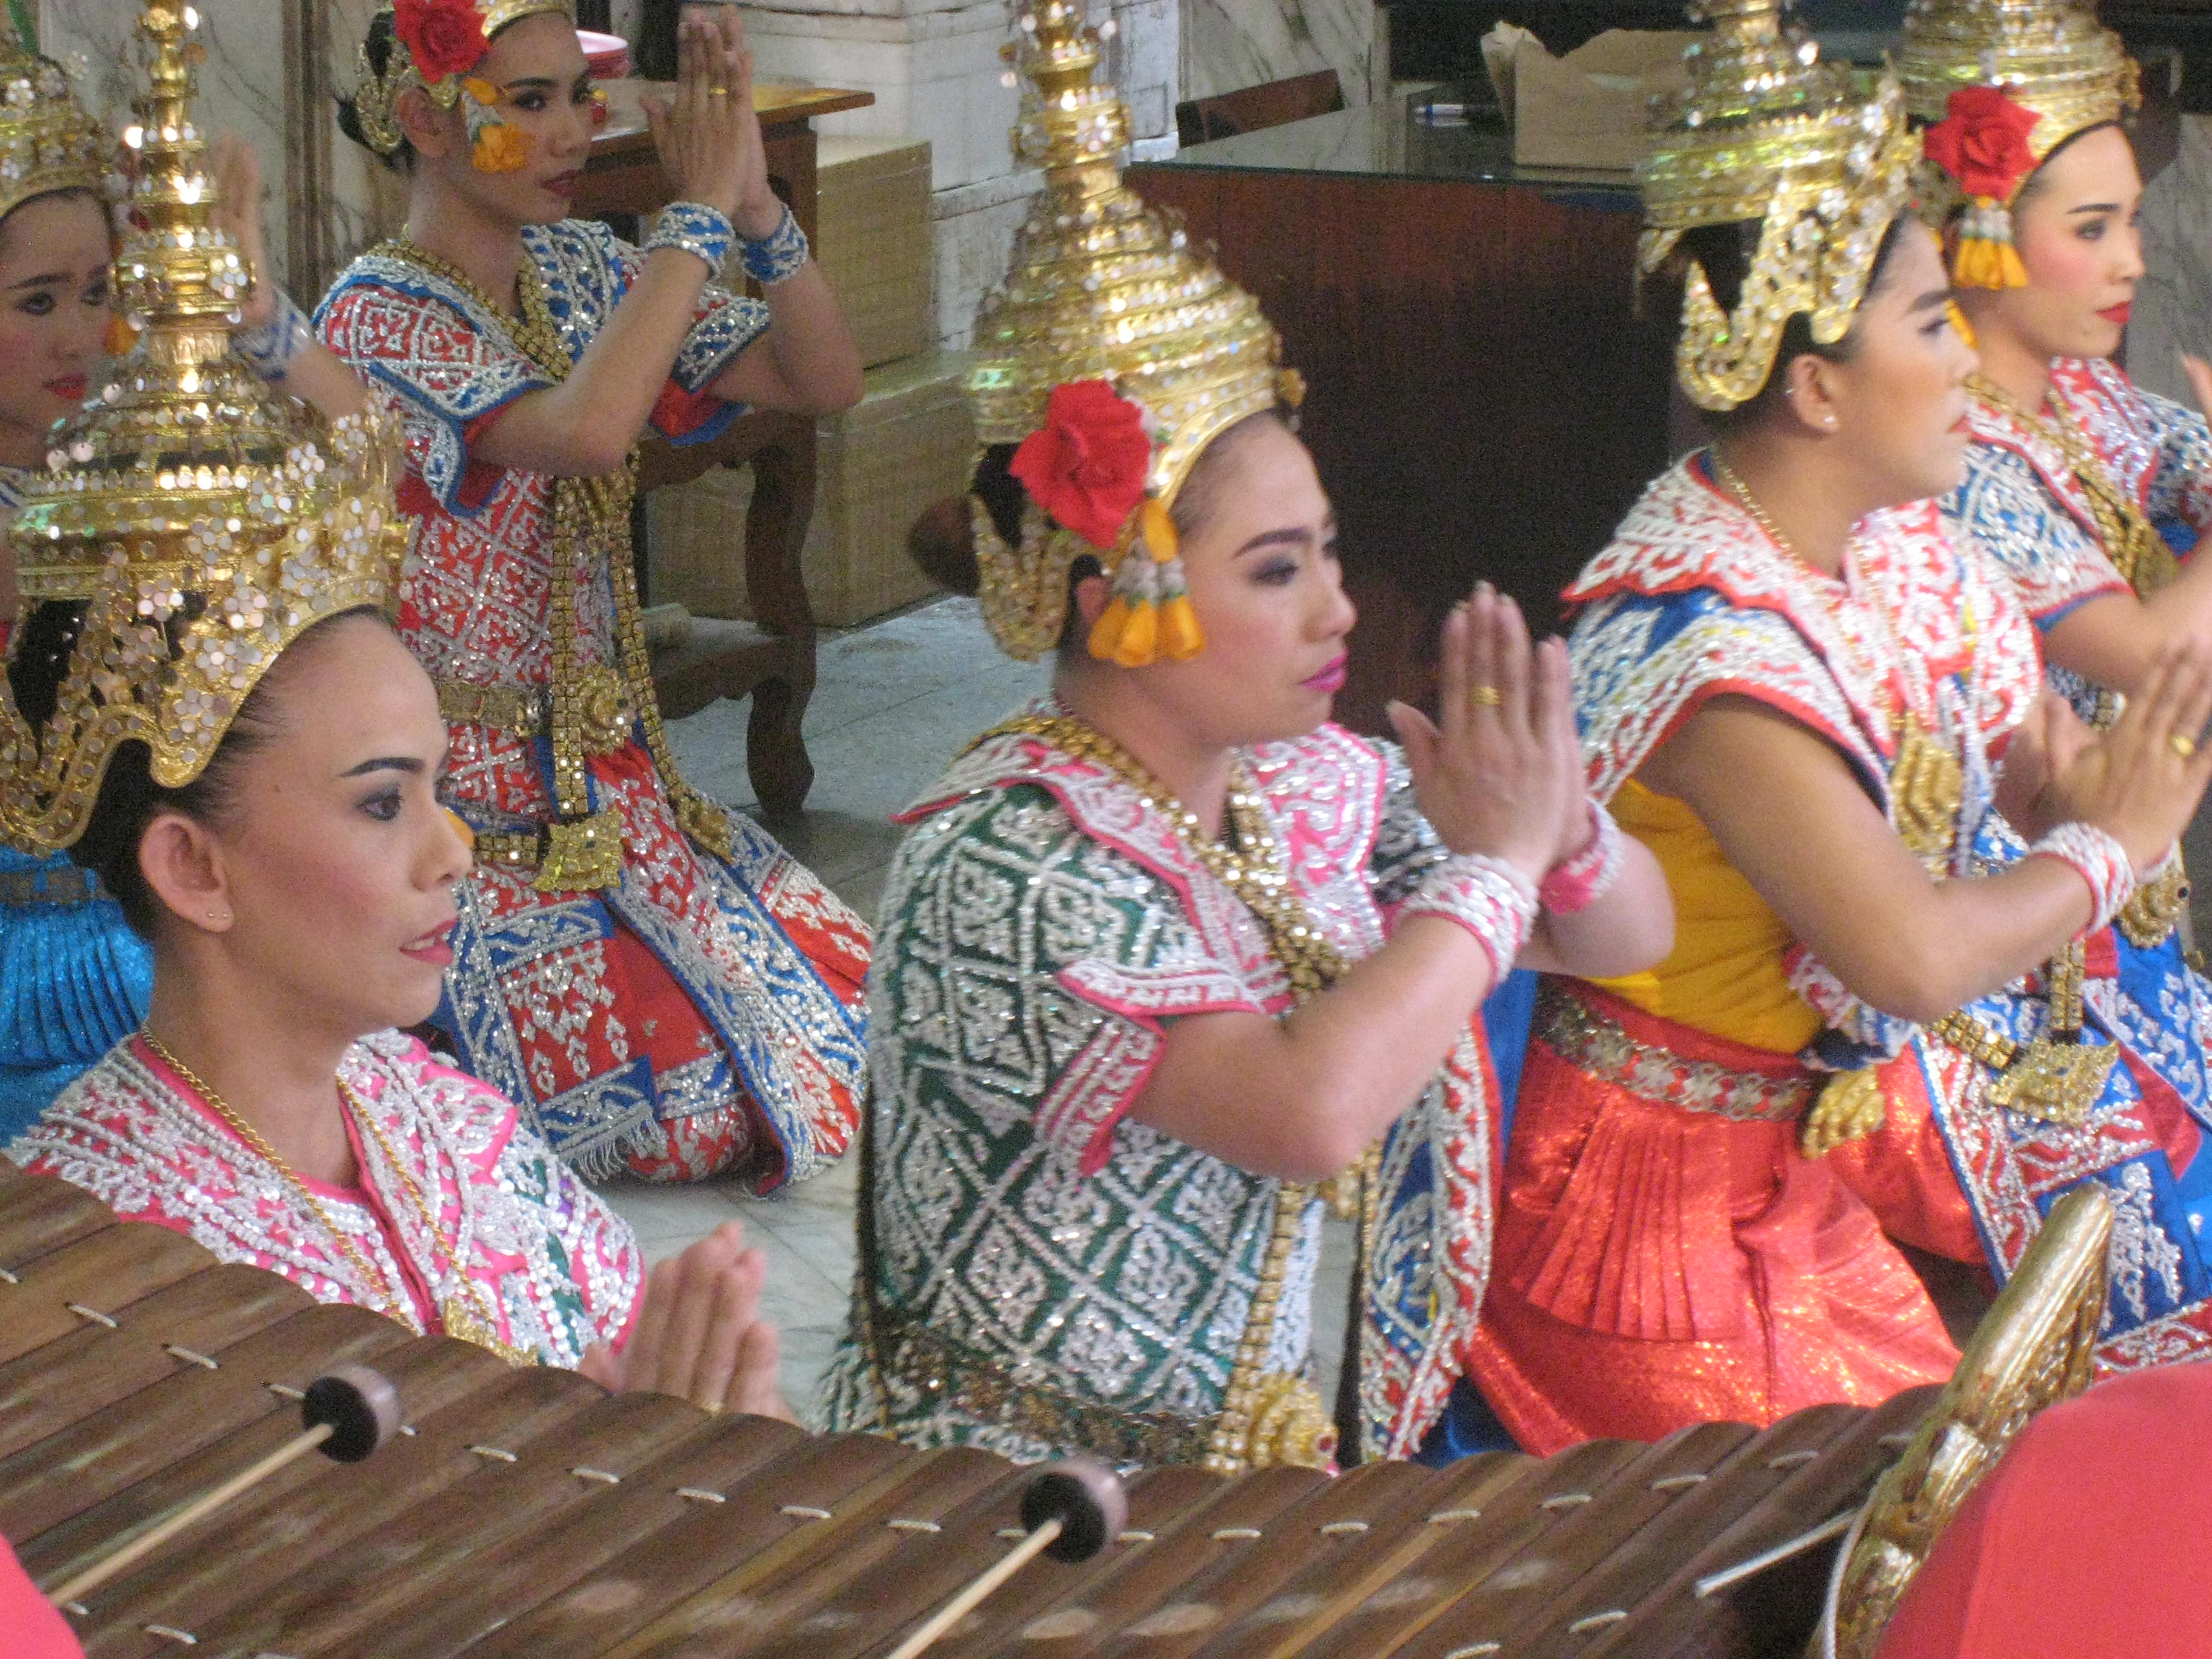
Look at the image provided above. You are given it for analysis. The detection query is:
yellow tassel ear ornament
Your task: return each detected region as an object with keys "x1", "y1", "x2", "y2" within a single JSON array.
[
  {"x1": 1087, "y1": 495, "x2": 1204, "y2": 666},
  {"x1": 1951, "y1": 196, "x2": 2029, "y2": 291}
]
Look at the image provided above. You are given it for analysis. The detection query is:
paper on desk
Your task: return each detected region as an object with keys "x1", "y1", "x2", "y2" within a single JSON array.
[{"x1": 1481, "y1": 24, "x2": 1698, "y2": 172}]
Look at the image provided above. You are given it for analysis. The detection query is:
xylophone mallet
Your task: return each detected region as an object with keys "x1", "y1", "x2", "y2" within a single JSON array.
[
  {"x1": 45, "y1": 1364, "x2": 403, "y2": 1607},
  {"x1": 883, "y1": 1457, "x2": 1128, "y2": 1659}
]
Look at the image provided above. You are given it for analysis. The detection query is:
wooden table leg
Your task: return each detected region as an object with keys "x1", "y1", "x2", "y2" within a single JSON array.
[{"x1": 738, "y1": 421, "x2": 819, "y2": 817}]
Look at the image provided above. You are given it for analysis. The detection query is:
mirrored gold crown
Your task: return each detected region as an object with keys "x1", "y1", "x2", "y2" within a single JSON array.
[
  {"x1": 1900, "y1": 0, "x2": 2134, "y2": 165},
  {"x1": 966, "y1": 0, "x2": 1295, "y2": 660},
  {"x1": 0, "y1": 0, "x2": 405, "y2": 855},
  {"x1": 0, "y1": 10, "x2": 109, "y2": 226},
  {"x1": 1640, "y1": 0, "x2": 1918, "y2": 410}
]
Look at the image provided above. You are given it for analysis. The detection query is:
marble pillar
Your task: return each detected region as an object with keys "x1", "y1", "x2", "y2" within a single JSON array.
[
  {"x1": 37, "y1": 0, "x2": 388, "y2": 299},
  {"x1": 2131, "y1": 114, "x2": 2212, "y2": 407},
  {"x1": 1179, "y1": 0, "x2": 1381, "y2": 107}
]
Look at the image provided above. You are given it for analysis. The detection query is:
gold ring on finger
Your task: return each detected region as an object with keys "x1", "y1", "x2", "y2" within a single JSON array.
[
  {"x1": 2174, "y1": 732, "x2": 2198, "y2": 761},
  {"x1": 1470, "y1": 685, "x2": 1503, "y2": 708},
  {"x1": 709, "y1": 85, "x2": 732, "y2": 98}
]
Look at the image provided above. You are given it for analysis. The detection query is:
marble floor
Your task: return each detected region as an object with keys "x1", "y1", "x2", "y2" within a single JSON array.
[
  {"x1": 595, "y1": 597, "x2": 1048, "y2": 1419},
  {"x1": 601, "y1": 595, "x2": 1357, "y2": 1424}
]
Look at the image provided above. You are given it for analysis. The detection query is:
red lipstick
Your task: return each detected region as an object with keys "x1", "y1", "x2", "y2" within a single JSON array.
[
  {"x1": 45, "y1": 373, "x2": 86, "y2": 403},
  {"x1": 2099, "y1": 302, "x2": 2132, "y2": 326},
  {"x1": 401, "y1": 921, "x2": 455, "y2": 967},
  {"x1": 1302, "y1": 653, "x2": 1349, "y2": 694}
]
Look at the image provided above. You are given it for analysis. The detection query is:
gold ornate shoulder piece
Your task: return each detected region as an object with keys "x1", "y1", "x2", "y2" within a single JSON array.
[
  {"x1": 0, "y1": 0, "x2": 405, "y2": 853},
  {"x1": 0, "y1": 9, "x2": 109, "y2": 225},
  {"x1": 1640, "y1": 0, "x2": 1918, "y2": 411},
  {"x1": 963, "y1": 0, "x2": 1299, "y2": 664},
  {"x1": 1817, "y1": 1182, "x2": 2113, "y2": 1658}
]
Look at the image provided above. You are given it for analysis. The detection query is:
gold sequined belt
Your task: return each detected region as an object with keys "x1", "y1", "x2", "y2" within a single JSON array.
[
  {"x1": 878, "y1": 1309, "x2": 1217, "y2": 1467},
  {"x1": 0, "y1": 863, "x2": 102, "y2": 907},
  {"x1": 436, "y1": 665, "x2": 637, "y2": 754},
  {"x1": 1537, "y1": 985, "x2": 1815, "y2": 1123}
]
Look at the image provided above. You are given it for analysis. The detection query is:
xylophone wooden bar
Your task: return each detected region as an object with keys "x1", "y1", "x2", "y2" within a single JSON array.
[{"x1": 0, "y1": 1163, "x2": 1928, "y2": 1659}]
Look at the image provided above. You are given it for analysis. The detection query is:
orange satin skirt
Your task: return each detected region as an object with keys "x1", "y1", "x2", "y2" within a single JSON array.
[{"x1": 1462, "y1": 985, "x2": 1959, "y2": 1455}]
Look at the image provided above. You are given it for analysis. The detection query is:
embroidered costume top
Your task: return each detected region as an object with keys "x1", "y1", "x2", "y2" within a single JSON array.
[
  {"x1": 1572, "y1": 456, "x2": 2040, "y2": 1058},
  {"x1": 1840, "y1": 354, "x2": 2212, "y2": 1370},
  {"x1": 1461, "y1": 459, "x2": 2033, "y2": 1453},
  {"x1": 0, "y1": 464, "x2": 153, "y2": 1136},
  {"x1": 819, "y1": 710, "x2": 1498, "y2": 1465},
  {"x1": 315, "y1": 221, "x2": 869, "y2": 1186},
  {"x1": 1948, "y1": 356, "x2": 2212, "y2": 719},
  {"x1": 18, "y1": 1029, "x2": 642, "y2": 1366}
]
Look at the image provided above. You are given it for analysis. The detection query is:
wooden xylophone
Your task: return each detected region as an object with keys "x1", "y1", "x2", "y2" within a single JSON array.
[{"x1": 1, "y1": 1155, "x2": 1932, "y2": 1659}]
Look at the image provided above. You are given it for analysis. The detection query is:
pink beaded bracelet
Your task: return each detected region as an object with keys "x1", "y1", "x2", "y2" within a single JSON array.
[{"x1": 1539, "y1": 799, "x2": 1626, "y2": 915}]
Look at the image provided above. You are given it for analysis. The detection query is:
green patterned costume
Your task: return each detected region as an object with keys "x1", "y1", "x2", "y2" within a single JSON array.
[{"x1": 819, "y1": 705, "x2": 1500, "y2": 1464}]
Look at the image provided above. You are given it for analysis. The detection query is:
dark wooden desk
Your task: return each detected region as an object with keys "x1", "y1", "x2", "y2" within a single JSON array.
[
  {"x1": 573, "y1": 80, "x2": 873, "y2": 817},
  {"x1": 1129, "y1": 96, "x2": 1671, "y2": 734}
]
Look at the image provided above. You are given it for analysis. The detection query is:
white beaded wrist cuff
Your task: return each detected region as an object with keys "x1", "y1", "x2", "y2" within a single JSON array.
[
  {"x1": 645, "y1": 200, "x2": 735, "y2": 272},
  {"x1": 737, "y1": 201, "x2": 811, "y2": 285},
  {"x1": 233, "y1": 289, "x2": 314, "y2": 382},
  {"x1": 2031, "y1": 822, "x2": 2138, "y2": 935},
  {"x1": 1401, "y1": 854, "x2": 1541, "y2": 981}
]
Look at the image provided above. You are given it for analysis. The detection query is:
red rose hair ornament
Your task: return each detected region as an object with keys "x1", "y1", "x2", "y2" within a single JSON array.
[
  {"x1": 1008, "y1": 382, "x2": 1203, "y2": 667},
  {"x1": 1007, "y1": 380, "x2": 1202, "y2": 667},
  {"x1": 1008, "y1": 380, "x2": 1151, "y2": 551},
  {"x1": 393, "y1": 0, "x2": 490, "y2": 81},
  {"x1": 1921, "y1": 86, "x2": 2044, "y2": 288}
]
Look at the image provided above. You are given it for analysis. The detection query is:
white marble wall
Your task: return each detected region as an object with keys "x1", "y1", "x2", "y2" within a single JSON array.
[
  {"x1": 745, "y1": 0, "x2": 1178, "y2": 343},
  {"x1": 1179, "y1": 0, "x2": 1380, "y2": 107},
  {"x1": 2131, "y1": 114, "x2": 2212, "y2": 407}
]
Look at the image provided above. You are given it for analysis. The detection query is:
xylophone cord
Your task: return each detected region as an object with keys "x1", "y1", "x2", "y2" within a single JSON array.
[
  {"x1": 45, "y1": 1364, "x2": 402, "y2": 1609},
  {"x1": 883, "y1": 1458, "x2": 1128, "y2": 1659}
]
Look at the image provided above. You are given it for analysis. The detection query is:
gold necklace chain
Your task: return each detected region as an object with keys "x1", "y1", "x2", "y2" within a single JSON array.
[
  {"x1": 971, "y1": 711, "x2": 1349, "y2": 999},
  {"x1": 1709, "y1": 446, "x2": 1807, "y2": 570},
  {"x1": 339, "y1": 1079, "x2": 537, "y2": 1366},
  {"x1": 968, "y1": 707, "x2": 1347, "y2": 1471},
  {"x1": 370, "y1": 238, "x2": 734, "y2": 884},
  {"x1": 1710, "y1": 446, "x2": 1912, "y2": 733},
  {"x1": 1968, "y1": 372, "x2": 2180, "y2": 598},
  {"x1": 139, "y1": 1028, "x2": 418, "y2": 1333},
  {"x1": 141, "y1": 1026, "x2": 534, "y2": 1364}
]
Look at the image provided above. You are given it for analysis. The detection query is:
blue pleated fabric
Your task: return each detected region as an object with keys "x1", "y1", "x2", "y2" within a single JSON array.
[{"x1": 0, "y1": 847, "x2": 153, "y2": 1139}]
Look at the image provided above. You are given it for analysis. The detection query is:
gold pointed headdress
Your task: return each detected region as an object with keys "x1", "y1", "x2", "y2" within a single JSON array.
[
  {"x1": 0, "y1": 9, "x2": 109, "y2": 226},
  {"x1": 350, "y1": 0, "x2": 577, "y2": 172},
  {"x1": 1900, "y1": 0, "x2": 2136, "y2": 288},
  {"x1": 0, "y1": 0, "x2": 405, "y2": 854},
  {"x1": 967, "y1": 0, "x2": 1300, "y2": 665},
  {"x1": 1640, "y1": 0, "x2": 1918, "y2": 412}
]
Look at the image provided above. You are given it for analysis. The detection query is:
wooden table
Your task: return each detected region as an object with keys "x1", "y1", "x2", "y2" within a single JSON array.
[
  {"x1": 1130, "y1": 94, "x2": 1671, "y2": 736},
  {"x1": 574, "y1": 80, "x2": 874, "y2": 817}
]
